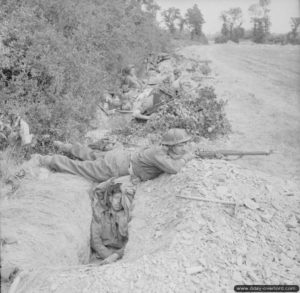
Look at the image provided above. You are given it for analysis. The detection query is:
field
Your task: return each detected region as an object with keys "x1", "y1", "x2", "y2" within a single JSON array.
[{"x1": 181, "y1": 43, "x2": 300, "y2": 185}]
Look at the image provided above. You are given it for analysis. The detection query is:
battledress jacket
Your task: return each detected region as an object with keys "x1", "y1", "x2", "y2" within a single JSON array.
[
  {"x1": 91, "y1": 178, "x2": 135, "y2": 259},
  {"x1": 48, "y1": 144, "x2": 187, "y2": 183}
]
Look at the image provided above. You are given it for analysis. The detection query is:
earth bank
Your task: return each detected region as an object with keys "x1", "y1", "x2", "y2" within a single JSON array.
[{"x1": 9, "y1": 159, "x2": 300, "y2": 292}]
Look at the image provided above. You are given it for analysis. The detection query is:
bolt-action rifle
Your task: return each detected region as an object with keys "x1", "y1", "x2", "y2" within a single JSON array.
[{"x1": 195, "y1": 150, "x2": 274, "y2": 159}]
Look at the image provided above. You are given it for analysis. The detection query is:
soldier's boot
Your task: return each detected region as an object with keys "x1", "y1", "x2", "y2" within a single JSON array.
[{"x1": 53, "y1": 141, "x2": 72, "y2": 153}]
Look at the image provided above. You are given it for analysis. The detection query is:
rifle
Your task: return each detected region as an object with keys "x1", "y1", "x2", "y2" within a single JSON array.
[
  {"x1": 195, "y1": 150, "x2": 274, "y2": 159},
  {"x1": 115, "y1": 109, "x2": 133, "y2": 114},
  {"x1": 97, "y1": 104, "x2": 109, "y2": 116}
]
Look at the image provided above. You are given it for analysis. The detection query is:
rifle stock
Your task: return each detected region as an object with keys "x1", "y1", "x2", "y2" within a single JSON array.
[{"x1": 195, "y1": 150, "x2": 273, "y2": 159}]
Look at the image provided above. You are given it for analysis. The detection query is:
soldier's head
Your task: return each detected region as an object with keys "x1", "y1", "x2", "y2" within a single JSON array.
[
  {"x1": 107, "y1": 183, "x2": 123, "y2": 211},
  {"x1": 109, "y1": 191, "x2": 123, "y2": 211},
  {"x1": 122, "y1": 64, "x2": 136, "y2": 76},
  {"x1": 128, "y1": 64, "x2": 136, "y2": 76},
  {"x1": 8, "y1": 113, "x2": 20, "y2": 127},
  {"x1": 161, "y1": 128, "x2": 191, "y2": 156}
]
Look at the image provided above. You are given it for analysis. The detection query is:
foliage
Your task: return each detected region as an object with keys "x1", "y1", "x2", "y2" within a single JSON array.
[
  {"x1": 248, "y1": 0, "x2": 271, "y2": 43},
  {"x1": 161, "y1": 7, "x2": 181, "y2": 34},
  {"x1": 113, "y1": 87, "x2": 231, "y2": 140},
  {"x1": 185, "y1": 4, "x2": 205, "y2": 40},
  {"x1": 178, "y1": 17, "x2": 187, "y2": 33},
  {"x1": 220, "y1": 7, "x2": 243, "y2": 42},
  {"x1": 214, "y1": 35, "x2": 229, "y2": 44},
  {"x1": 266, "y1": 34, "x2": 287, "y2": 44},
  {"x1": 287, "y1": 17, "x2": 300, "y2": 44},
  {"x1": 0, "y1": 0, "x2": 169, "y2": 153}
]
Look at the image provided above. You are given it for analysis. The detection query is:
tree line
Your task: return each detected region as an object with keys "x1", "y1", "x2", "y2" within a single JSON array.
[
  {"x1": 161, "y1": 0, "x2": 300, "y2": 45},
  {"x1": 161, "y1": 4, "x2": 207, "y2": 43}
]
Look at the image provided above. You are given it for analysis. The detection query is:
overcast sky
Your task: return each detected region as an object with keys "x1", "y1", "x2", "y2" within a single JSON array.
[{"x1": 155, "y1": 0, "x2": 300, "y2": 34}]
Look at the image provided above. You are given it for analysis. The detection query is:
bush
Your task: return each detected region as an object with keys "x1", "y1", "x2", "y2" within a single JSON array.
[
  {"x1": 113, "y1": 86, "x2": 231, "y2": 141},
  {"x1": 266, "y1": 34, "x2": 287, "y2": 44},
  {"x1": 214, "y1": 35, "x2": 228, "y2": 44},
  {"x1": 0, "y1": 0, "x2": 170, "y2": 153}
]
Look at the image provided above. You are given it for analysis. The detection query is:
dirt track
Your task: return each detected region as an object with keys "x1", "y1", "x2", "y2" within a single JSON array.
[{"x1": 180, "y1": 44, "x2": 300, "y2": 186}]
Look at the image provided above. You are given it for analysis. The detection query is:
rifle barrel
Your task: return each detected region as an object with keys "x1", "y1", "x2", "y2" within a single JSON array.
[{"x1": 197, "y1": 150, "x2": 273, "y2": 157}]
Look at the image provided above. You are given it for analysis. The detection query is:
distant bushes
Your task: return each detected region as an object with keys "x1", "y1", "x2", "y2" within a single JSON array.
[
  {"x1": 0, "y1": 0, "x2": 170, "y2": 148},
  {"x1": 214, "y1": 35, "x2": 228, "y2": 44}
]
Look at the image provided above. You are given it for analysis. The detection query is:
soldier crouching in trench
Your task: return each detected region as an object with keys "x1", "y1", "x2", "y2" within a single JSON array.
[
  {"x1": 34, "y1": 128, "x2": 195, "y2": 183},
  {"x1": 90, "y1": 176, "x2": 136, "y2": 265}
]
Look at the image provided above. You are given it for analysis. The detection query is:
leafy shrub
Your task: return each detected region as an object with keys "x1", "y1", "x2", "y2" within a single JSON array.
[
  {"x1": 0, "y1": 0, "x2": 170, "y2": 153},
  {"x1": 266, "y1": 34, "x2": 287, "y2": 44},
  {"x1": 214, "y1": 35, "x2": 228, "y2": 44},
  {"x1": 113, "y1": 86, "x2": 231, "y2": 141}
]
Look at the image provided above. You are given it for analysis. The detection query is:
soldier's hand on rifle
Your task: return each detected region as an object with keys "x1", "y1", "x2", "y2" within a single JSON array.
[
  {"x1": 194, "y1": 149, "x2": 203, "y2": 158},
  {"x1": 108, "y1": 109, "x2": 117, "y2": 115}
]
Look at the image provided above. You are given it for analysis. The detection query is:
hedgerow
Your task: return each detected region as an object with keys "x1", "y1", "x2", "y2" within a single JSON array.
[
  {"x1": 0, "y1": 0, "x2": 170, "y2": 152},
  {"x1": 113, "y1": 86, "x2": 231, "y2": 141}
]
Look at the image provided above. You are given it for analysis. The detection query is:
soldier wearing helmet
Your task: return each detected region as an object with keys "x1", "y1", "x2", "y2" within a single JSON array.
[
  {"x1": 36, "y1": 128, "x2": 195, "y2": 183},
  {"x1": 121, "y1": 64, "x2": 143, "y2": 91},
  {"x1": 90, "y1": 176, "x2": 136, "y2": 265}
]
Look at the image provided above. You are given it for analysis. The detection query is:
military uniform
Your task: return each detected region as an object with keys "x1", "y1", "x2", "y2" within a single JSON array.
[
  {"x1": 45, "y1": 145, "x2": 189, "y2": 183},
  {"x1": 132, "y1": 88, "x2": 164, "y2": 117},
  {"x1": 48, "y1": 144, "x2": 131, "y2": 182},
  {"x1": 90, "y1": 177, "x2": 135, "y2": 259},
  {"x1": 43, "y1": 129, "x2": 194, "y2": 183}
]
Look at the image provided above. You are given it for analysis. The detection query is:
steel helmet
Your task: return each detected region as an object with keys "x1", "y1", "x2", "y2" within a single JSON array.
[{"x1": 161, "y1": 128, "x2": 191, "y2": 146}]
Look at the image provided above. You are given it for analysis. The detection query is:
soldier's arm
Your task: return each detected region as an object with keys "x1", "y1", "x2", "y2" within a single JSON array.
[
  {"x1": 132, "y1": 110, "x2": 151, "y2": 120},
  {"x1": 99, "y1": 240, "x2": 127, "y2": 265},
  {"x1": 152, "y1": 150, "x2": 195, "y2": 174},
  {"x1": 93, "y1": 178, "x2": 115, "y2": 195},
  {"x1": 90, "y1": 218, "x2": 114, "y2": 259}
]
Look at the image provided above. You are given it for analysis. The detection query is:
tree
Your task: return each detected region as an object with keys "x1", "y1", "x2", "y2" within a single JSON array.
[
  {"x1": 248, "y1": 0, "x2": 271, "y2": 43},
  {"x1": 220, "y1": 7, "x2": 243, "y2": 42},
  {"x1": 139, "y1": 0, "x2": 160, "y2": 18},
  {"x1": 161, "y1": 7, "x2": 181, "y2": 34},
  {"x1": 220, "y1": 14, "x2": 230, "y2": 39},
  {"x1": 287, "y1": 17, "x2": 300, "y2": 43},
  {"x1": 185, "y1": 4, "x2": 205, "y2": 40},
  {"x1": 178, "y1": 15, "x2": 186, "y2": 34}
]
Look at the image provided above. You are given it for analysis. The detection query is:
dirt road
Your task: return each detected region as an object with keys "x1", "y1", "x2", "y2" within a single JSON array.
[{"x1": 180, "y1": 44, "x2": 300, "y2": 186}]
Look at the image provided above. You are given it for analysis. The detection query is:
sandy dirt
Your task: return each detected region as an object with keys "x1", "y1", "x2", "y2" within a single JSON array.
[{"x1": 180, "y1": 44, "x2": 300, "y2": 186}]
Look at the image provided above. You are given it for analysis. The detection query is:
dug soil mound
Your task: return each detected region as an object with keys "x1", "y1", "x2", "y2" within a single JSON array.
[
  {"x1": 10, "y1": 159, "x2": 299, "y2": 293},
  {"x1": 1, "y1": 165, "x2": 92, "y2": 289}
]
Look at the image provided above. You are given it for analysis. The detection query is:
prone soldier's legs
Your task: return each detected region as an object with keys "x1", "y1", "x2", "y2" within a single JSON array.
[
  {"x1": 69, "y1": 143, "x2": 105, "y2": 161},
  {"x1": 54, "y1": 141, "x2": 105, "y2": 161},
  {"x1": 47, "y1": 154, "x2": 113, "y2": 182}
]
